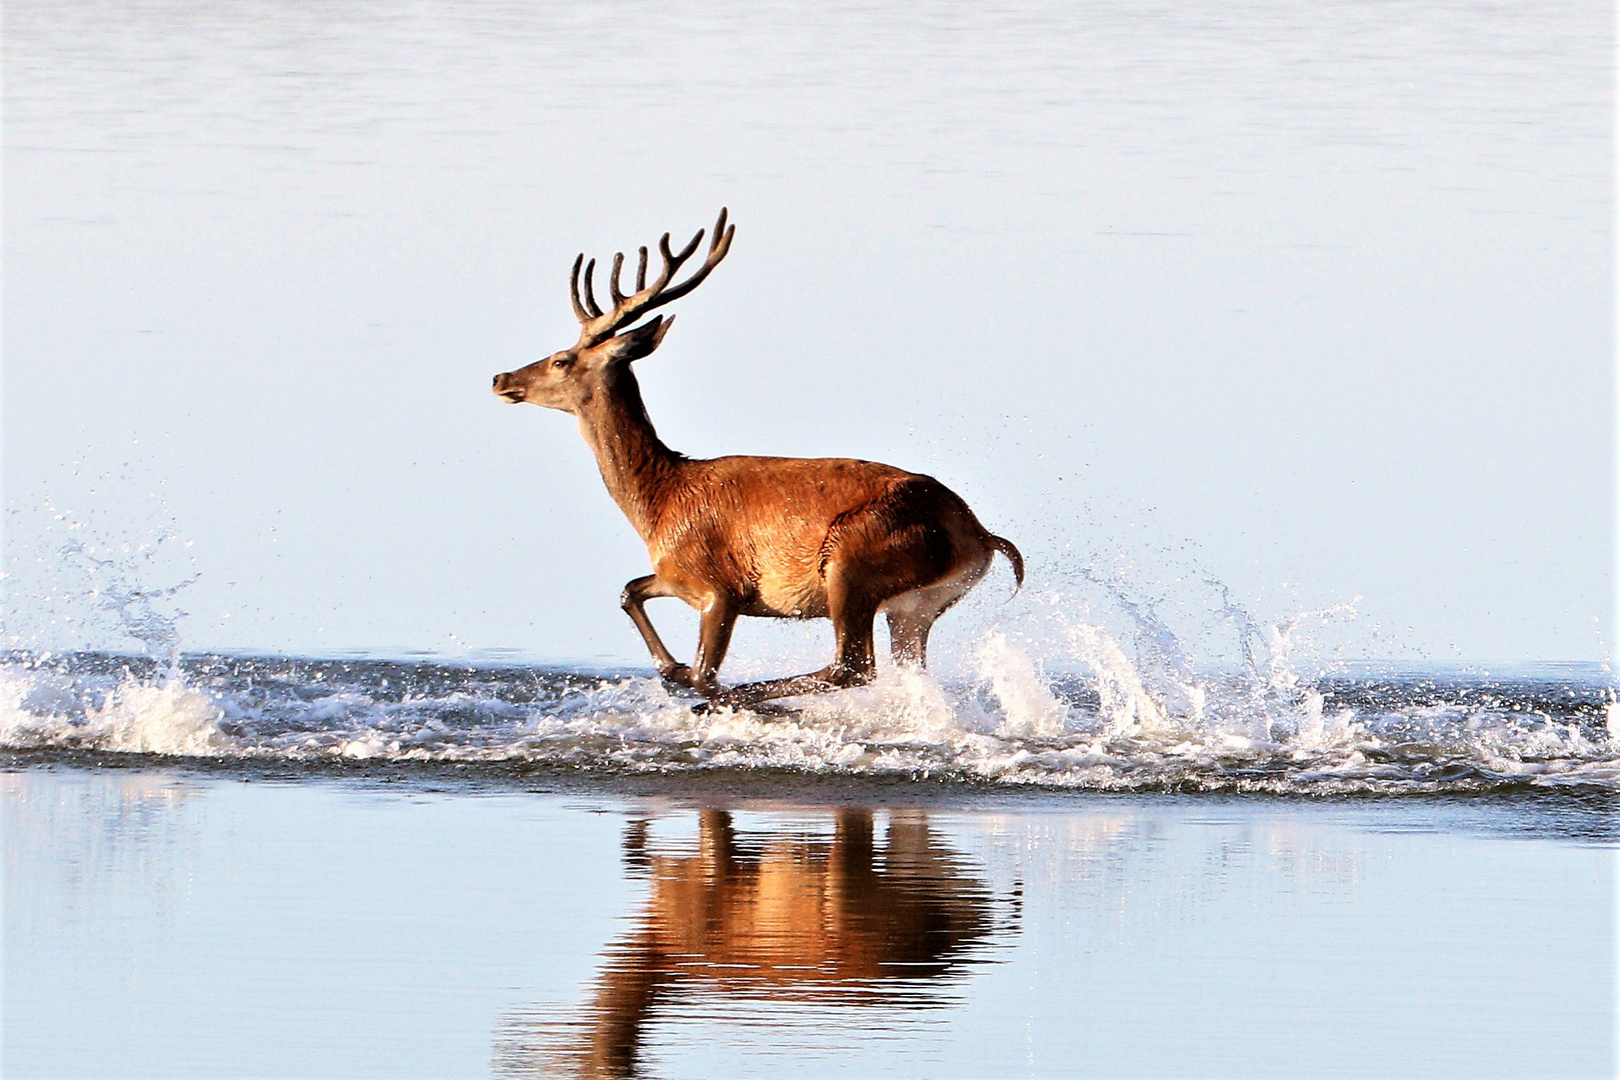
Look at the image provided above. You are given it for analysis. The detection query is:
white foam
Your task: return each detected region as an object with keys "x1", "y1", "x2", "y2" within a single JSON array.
[
  {"x1": 1061, "y1": 620, "x2": 1169, "y2": 736},
  {"x1": 0, "y1": 665, "x2": 227, "y2": 756},
  {"x1": 2, "y1": 564, "x2": 1614, "y2": 794},
  {"x1": 974, "y1": 631, "x2": 1067, "y2": 738},
  {"x1": 2, "y1": 649, "x2": 1615, "y2": 793},
  {"x1": 12, "y1": 490, "x2": 1612, "y2": 789},
  {"x1": 3, "y1": 650, "x2": 1607, "y2": 793},
  {"x1": 88, "y1": 680, "x2": 227, "y2": 756}
]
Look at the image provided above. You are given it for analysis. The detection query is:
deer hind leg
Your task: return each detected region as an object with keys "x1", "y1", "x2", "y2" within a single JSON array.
[
  {"x1": 883, "y1": 550, "x2": 992, "y2": 669},
  {"x1": 884, "y1": 582, "x2": 959, "y2": 669},
  {"x1": 718, "y1": 561, "x2": 879, "y2": 706},
  {"x1": 885, "y1": 606, "x2": 935, "y2": 670}
]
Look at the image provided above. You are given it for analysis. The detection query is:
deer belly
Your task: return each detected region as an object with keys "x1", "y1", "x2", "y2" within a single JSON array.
[{"x1": 752, "y1": 567, "x2": 827, "y2": 619}]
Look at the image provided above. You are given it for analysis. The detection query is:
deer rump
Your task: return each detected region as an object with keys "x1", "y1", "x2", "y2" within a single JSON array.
[{"x1": 652, "y1": 456, "x2": 997, "y2": 622}]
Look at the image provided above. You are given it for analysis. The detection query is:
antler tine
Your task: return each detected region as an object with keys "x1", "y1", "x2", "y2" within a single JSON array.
[
  {"x1": 648, "y1": 233, "x2": 675, "y2": 294},
  {"x1": 572, "y1": 211, "x2": 736, "y2": 343},
  {"x1": 569, "y1": 254, "x2": 590, "y2": 324},
  {"x1": 672, "y1": 226, "x2": 704, "y2": 267},
  {"x1": 581, "y1": 257, "x2": 604, "y2": 318},
  {"x1": 652, "y1": 228, "x2": 704, "y2": 294},
  {"x1": 635, "y1": 208, "x2": 734, "y2": 312},
  {"x1": 709, "y1": 207, "x2": 728, "y2": 254}
]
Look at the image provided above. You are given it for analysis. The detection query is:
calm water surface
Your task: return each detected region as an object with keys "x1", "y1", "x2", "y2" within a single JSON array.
[
  {"x1": 4, "y1": 0, "x2": 1610, "y2": 661},
  {"x1": 5, "y1": 765, "x2": 1613, "y2": 1078}
]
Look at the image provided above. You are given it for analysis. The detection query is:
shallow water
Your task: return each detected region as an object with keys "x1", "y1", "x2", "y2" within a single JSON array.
[
  {"x1": 3, "y1": 653, "x2": 1615, "y2": 795},
  {"x1": 4, "y1": 765, "x2": 1613, "y2": 1078},
  {"x1": 6, "y1": 653, "x2": 1616, "y2": 1075}
]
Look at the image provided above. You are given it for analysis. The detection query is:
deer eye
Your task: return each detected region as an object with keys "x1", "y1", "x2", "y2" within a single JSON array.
[{"x1": 551, "y1": 356, "x2": 574, "y2": 369}]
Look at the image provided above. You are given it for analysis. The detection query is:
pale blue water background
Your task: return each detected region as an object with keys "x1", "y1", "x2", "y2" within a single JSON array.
[
  {"x1": 4, "y1": 766, "x2": 1613, "y2": 1078},
  {"x1": 4, "y1": 0, "x2": 1611, "y2": 665}
]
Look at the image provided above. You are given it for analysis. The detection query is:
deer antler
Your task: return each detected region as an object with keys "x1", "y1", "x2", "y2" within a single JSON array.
[{"x1": 570, "y1": 208, "x2": 735, "y2": 347}]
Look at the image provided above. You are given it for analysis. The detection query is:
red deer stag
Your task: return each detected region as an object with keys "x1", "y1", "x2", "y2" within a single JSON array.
[{"x1": 491, "y1": 209, "x2": 1022, "y2": 707}]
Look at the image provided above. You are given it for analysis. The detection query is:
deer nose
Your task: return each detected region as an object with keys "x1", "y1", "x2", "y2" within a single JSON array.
[{"x1": 492, "y1": 372, "x2": 525, "y2": 403}]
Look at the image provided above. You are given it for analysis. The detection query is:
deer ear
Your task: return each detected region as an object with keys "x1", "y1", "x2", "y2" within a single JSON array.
[{"x1": 598, "y1": 315, "x2": 673, "y2": 365}]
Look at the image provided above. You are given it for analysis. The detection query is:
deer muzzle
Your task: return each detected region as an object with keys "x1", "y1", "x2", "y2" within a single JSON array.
[{"x1": 492, "y1": 372, "x2": 525, "y2": 403}]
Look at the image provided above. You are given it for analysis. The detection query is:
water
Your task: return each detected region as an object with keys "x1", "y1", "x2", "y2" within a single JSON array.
[
  {"x1": 5, "y1": 768, "x2": 1613, "y2": 1078},
  {"x1": 4, "y1": 573, "x2": 1614, "y2": 1077},
  {"x1": 5, "y1": 0, "x2": 1610, "y2": 662},
  {"x1": 6, "y1": 568, "x2": 1613, "y2": 1077},
  {"x1": 3, "y1": 650, "x2": 1615, "y2": 795},
  {"x1": 6, "y1": 456, "x2": 1614, "y2": 794},
  {"x1": 7, "y1": 454, "x2": 1613, "y2": 796}
]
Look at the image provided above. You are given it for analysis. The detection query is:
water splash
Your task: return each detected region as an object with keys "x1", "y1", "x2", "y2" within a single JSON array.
[
  {"x1": 0, "y1": 502, "x2": 218, "y2": 752},
  {"x1": 86, "y1": 680, "x2": 225, "y2": 755},
  {"x1": 1, "y1": 524, "x2": 1613, "y2": 792},
  {"x1": 57, "y1": 536, "x2": 196, "y2": 677},
  {"x1": 1, "y1": 644, "x2": 1613, "y2": 794},
  {"x1": 5, "y1": 499, "x2": 198, "y2": 675},
  {"x1": 1059, "y1": 619, "x2": 1170, "y2": 736},
  {"x1": 973, "y1": 631, "x2": 1066, "y2": 738}
]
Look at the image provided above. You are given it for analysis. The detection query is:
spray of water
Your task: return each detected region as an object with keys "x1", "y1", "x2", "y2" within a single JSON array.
[
  {"x1": 5, "y1": 498, "x2": 198, "y2": 675},
  {"x1": 1, "y1": 518, "x2": 1613, "y2": 791},
  {"x1": 2, "y1": 504, "x2": 225, "y2": 755},
  {"x1": 54, "y1": 536, "x2": 195, "y2": 678}
]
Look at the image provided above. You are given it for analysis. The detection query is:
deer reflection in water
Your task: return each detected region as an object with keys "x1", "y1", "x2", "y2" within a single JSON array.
[{"x1": 498, "y1": 808, "x2": 1012, "y2": 1078}]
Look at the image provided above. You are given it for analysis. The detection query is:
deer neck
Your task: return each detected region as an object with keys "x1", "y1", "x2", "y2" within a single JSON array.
[{"x1": 575, "y1": 366, "x2": 680, "y2": 539}]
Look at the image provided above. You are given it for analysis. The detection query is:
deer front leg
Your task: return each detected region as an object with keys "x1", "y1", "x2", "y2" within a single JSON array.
[
  {"x1": 689, "y1": 596, "x2": 739, "y2": 697},
  {"x1": 621, "y1": 575, "x2": 693, "y2": 687}
]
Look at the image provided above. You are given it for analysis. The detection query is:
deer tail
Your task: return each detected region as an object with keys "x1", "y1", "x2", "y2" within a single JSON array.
[{"x1": 989, "y1": 535, "x2": 1025, "y2": 595}]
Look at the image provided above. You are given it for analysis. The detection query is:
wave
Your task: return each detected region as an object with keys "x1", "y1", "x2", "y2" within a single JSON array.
[
  {"x1": 6, "y1": 520, "x2": 1613, "y2": 794},
  {"x1": 3, "y1": 648, "x2": 1615, "y2": 795}
]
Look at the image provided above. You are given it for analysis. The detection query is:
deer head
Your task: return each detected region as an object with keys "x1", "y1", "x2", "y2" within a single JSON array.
[{"x1": 492, "y1": 208, "x2": 735, "y2": 414}]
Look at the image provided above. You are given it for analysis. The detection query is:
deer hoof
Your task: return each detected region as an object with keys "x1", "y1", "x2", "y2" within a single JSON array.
[
  {"x1": 659, "y1": 664, "x2": 695, "y2": 689},
  {"x1": 820, "y1": 664, "x2": 873, "y2": 689},
  {"x1": 690, "y1": 687, "x2": 746, "y2": 714}
]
